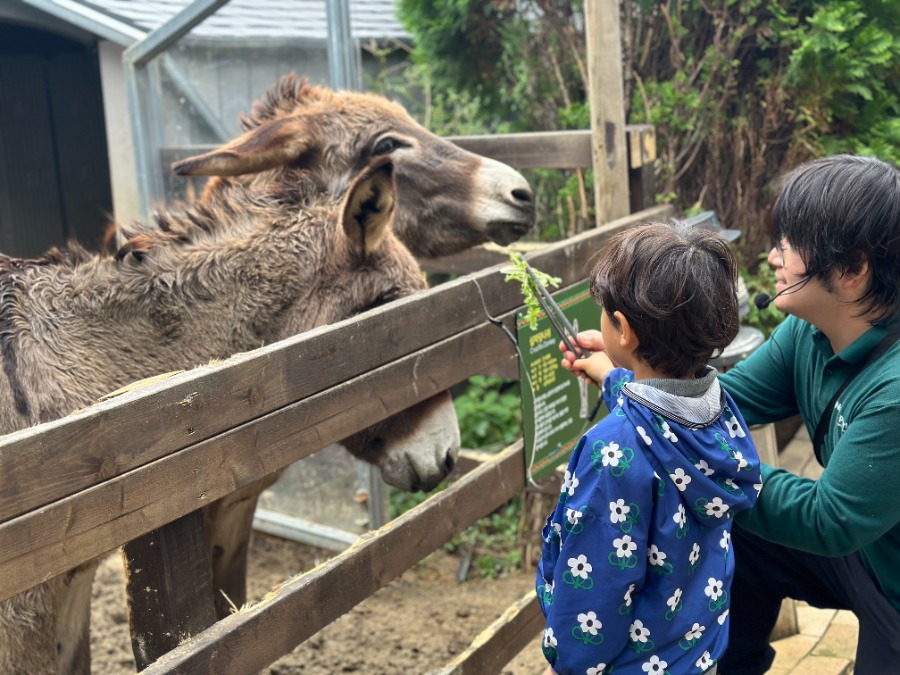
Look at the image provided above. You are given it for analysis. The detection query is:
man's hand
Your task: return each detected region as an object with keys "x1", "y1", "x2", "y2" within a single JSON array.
[{"x1": 559, "y1": 330, "x2": 614, "y2": 385}]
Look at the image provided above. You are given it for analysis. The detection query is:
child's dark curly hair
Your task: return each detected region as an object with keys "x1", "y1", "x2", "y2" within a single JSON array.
[{"x1": 589, "y1": 222, "x2": 740, "y2": 378}]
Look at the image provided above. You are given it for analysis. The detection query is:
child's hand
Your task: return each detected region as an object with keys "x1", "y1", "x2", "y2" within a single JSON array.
[{"x1": 560, "y1": 330, "x2": 614, "y2": 385}]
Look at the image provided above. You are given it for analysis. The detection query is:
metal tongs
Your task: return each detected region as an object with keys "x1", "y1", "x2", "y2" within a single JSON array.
[{"x1": 521, "y1": 259, "x2": 590, "y2": 361}]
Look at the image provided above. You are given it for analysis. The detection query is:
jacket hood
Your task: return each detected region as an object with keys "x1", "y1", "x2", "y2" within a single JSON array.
[{"x1": 618, "y1": 368, "x2": 760, "y2": 528}]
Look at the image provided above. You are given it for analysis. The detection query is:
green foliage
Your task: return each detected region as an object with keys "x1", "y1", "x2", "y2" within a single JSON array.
[
  {"x1": 453, "y1": 375, "x2": 522, "y2": 452},
  {"x1": 398, "y1": 0, "x2": 900, "y2": 257},
  {"x1": 442, "y1": 497, "x2": 523, "y2": 578},
  {"x1": 740, "y1": 254, "x2": 786, "y2": 339},
  {"x1": 502, "y1": 253, "x2": 562, "y2": 330},
  {"x1": 785, "y1": 0, "x2": 900, "y2": 164}
]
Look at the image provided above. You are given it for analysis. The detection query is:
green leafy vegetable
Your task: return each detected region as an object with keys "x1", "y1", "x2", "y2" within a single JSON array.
[{"x1": 502, "y1": 252, "x2": 561, "y2": 330}]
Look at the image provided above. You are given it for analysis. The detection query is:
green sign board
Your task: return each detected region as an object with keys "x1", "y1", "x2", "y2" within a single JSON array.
[{"x1": 517, "y1": 280, "x2": 606, "y2": 482}]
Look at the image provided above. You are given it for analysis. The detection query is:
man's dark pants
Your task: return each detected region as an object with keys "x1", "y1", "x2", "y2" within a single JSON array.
[{"x1": 719, "y1": 524, "x2": 900, "y2": 674}]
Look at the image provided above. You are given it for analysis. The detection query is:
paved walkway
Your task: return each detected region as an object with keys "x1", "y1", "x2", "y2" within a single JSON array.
[{"x1": 767, "y1": 426, "x2": 858, "y2": 675}]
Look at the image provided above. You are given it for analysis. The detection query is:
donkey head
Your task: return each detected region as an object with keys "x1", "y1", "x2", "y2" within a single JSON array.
[
  {"x1": 294, "y1": 157, "x2": 460, "y2": 492},
  {"x1": 172, "y1": 74, "x2": 536, "y2": 258}
]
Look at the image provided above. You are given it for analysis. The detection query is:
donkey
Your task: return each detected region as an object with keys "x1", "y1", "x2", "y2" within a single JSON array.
[
  {"x1": 0, "y1": 159, "x2": 457, "y2": 674},
  {"x1": 155, "y1": 74, "x2": 534, "y2": 629},
  {"x1": 170, "y1": 73, "x2": 536, "y2": 259}
]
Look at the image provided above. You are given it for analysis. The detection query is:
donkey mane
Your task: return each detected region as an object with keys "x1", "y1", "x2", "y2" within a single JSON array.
[
  {"x1": 115, "y1": 178, "x2": 323, "y2": 262},
  {"x1": 239, "y1": 74, "x2": 330, "y2": 131},
  {"x1": 0, "y1": 245, "x2": 93, "y2": 273}
]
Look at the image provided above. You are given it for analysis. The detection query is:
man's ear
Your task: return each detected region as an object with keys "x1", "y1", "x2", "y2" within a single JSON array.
[
  {"x1": 171, "y1": 116, "x2": 313, "y2": 176},
  {"x1": 613, "y1": 310, "x2": 640, "y2": 350},
  {"x1": 341, "y1": 157, "x2": 395, "y2": 257},
  {"x1": 837, "y1": 255, "x2": 871, "y2": 299}
]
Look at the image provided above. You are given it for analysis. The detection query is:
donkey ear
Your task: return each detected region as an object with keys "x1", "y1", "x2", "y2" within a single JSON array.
[
  {"x1": 341, "y1": 158, "x2": 396, "y2": 255},
  {"x1": 171, "y1": 117, "x2": 312, "y2": 176}
]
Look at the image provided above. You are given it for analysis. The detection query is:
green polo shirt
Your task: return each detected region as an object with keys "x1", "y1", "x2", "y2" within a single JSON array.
[{"x1": 719, "y1": 315, "x2": 900, "y2": 611}]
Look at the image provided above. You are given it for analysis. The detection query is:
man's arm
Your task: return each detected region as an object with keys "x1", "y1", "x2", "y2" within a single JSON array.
[
  {"x1": 718, "y1": 319, "x2": 801, "y2": 426},
  {"x1": 738, "y1": 396, "x2": 900, "y2": 556}
]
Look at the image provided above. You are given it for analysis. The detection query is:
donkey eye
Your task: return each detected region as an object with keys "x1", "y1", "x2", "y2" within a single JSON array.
[{"x1": 373, "y1": 137, "x2": 400, "y2": 155}]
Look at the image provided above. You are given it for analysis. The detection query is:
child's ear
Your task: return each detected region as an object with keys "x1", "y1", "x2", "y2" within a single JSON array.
[{"x1": 613, "y1": 311, "x2": 640, "y2": 350}]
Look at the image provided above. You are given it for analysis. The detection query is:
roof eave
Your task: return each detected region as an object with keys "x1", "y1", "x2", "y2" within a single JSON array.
[{"x1": 20, "y1": 0, "x2": 144, "y2": 47}]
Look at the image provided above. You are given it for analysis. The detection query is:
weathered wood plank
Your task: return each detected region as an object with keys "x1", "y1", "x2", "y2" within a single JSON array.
[
  {"x1": 162, "y1": 125, "x2": 653, "y2": 172},
  {"x1": 0, "y1": 283, "x2": 495, "y2": 523},
  {"x1": 0, "y1": 205, "x2": 672, "y2": 526},
  {"x1": 448, "y1": 130, "x2": 592, "y2": 169},
  {"x1": 431, "y1": 591, "x2": 544, "y2": 675},
  {"x1": 123, "y1": 509, "x2": 218, "y2": 670},
  {"x1": 143, "y1": 443, "x2": 526, "y2": 675},
  {"x1": 585, "y1": 0, "x2": 630, "y2": 224},
  {"x1": 0, "y1": 320, "x2": 515, "y2": 601}
]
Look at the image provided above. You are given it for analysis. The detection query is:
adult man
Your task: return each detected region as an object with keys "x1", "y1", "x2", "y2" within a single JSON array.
[{"x1": 561, "y1": 154, "x2": 900, "y2": 674}]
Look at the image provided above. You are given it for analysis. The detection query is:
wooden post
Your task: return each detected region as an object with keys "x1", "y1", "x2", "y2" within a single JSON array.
[
  {"x1": 627, "y1": 124, "x2": 657, "y2": 213},
  {"x1": 749, "y1": 424, "x2": 800, "y2": 641},
  {"x1": 585, "y1": 0, "x2": 630, "y2": 225},
  {"x1": 123, "y1": 509, "x2": 218, "y2": 669}
]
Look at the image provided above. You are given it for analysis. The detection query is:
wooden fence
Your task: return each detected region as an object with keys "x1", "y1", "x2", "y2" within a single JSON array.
[{"x1": 0, "y1": 128, "x2": 670, "y2": 673}]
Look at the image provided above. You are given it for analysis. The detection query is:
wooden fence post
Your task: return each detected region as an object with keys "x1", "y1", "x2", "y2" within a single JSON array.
[
  {"x1": 585, "y1": 0, "x2": 630, "y2": 225},
  {"x1": 123, "y1": 509, "x2": 218, "y2": 669},
  {"x1": 628, "y1": 124, "x2": 657, "y2": 213}
]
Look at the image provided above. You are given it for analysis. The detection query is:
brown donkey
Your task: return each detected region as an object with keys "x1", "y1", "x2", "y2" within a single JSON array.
[
  {"x1": 171, "y1": 73, "x2": 536, "y2": 259},
  {"x1": 0, "y1": 160, "x2": 457, "y2": 673}
]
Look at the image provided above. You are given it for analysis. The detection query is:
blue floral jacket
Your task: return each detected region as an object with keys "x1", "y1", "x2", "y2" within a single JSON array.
[{"x1": 537, "y1": 368, "x2": 761, "y2": 674}]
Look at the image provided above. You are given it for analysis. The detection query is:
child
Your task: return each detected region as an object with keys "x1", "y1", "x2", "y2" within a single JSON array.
[{"x1": 537, "y1": 222, "x2": 761, "y2": 674}]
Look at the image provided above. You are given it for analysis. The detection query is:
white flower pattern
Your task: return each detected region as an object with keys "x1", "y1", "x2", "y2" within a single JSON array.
[
  {"x1": 684, "y1": 622, "x2": 705, "y2": 641},
  {"x1": 601, "y1": 442, "x2": 623, "y2": 467},
  {"x1": 566, "y1": 508, "x2": 583, "y2": 525},
  {"x1": 705, "y1": 497, "x2": 730, "y2": 518},
  {"x1": 705, "y1": 577, "x2": 724, "y2": 601},
  {"x1": 661, "y1": 420, "x2": 679, "y2": 442},
  {"x1": 673, "y1": 504, "x2": 686, "y2": 529},
  {"x1": 667, "y1": 587, "x2": 682, "y2": 610},
  {"x1": 637, "y1": 425, "x2": 653, "y2": 445},
  {"x1": 695, "y1": 459, "x2": 715, "y2": 476},
  {"x1": 609, "y1": 499, "x2": 630, "y2": 524},
  {"x1": 561, "y1": 470, "x2": 579, "y2": 496},
  {"x1": 670, "y1": 468, "x2": 691, "y2": 491},
  {"x1": 696, "y1": 651, "x2": 714, "y2": 670},
  {"x1": 690, "y1": 542, "x2": 701, "y2": 565},
  {"x1": 727, "y1": 415, "x2": 746, "y2": 438},
  {"x1": 642, "y1": 655, "x2": 668, "y2": 673},
  {"x1": 543, "y1": 626, "x2": 557, "y2": 649},
  {"x1": 613, "y1": 535, "x2": 637, "y2": 558},
  {"x1": 578, "y1": 611, "x2": 602, "y2": 635},
  {"x1": 568, "y1": 554, "x2": 592, "y2": 579},
  {"x1": 629, "y1": 619, "x2": 651, "y2": 643}
]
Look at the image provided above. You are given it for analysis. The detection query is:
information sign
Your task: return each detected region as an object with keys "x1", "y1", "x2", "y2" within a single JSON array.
[{"x1": 517, "y1": 280, "x2": 606, "y2": 482}]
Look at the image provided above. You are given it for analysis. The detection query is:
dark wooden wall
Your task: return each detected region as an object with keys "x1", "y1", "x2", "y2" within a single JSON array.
[{"x1": 0, "y1": 24, "x2": 112, "y2": 257}]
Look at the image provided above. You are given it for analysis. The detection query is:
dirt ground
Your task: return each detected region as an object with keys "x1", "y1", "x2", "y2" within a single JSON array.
[{"x1": 90, "y1": 531, "x2": 548, "y2": 674}]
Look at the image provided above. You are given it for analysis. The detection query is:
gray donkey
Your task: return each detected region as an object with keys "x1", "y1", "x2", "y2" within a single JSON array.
[{"x1": 0, "y1": 159, "x2": 450, "y2": 673}]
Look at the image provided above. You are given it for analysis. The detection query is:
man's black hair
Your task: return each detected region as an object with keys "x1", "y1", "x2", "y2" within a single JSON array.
[
  {"x1": 773, "y1": 154, "x2": 900, "y2": 325},
  {"x1": 589, "y1": 222, "x2": 740, "y2": 378}
]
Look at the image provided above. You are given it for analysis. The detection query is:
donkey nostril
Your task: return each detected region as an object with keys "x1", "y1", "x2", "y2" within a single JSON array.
[
  {"x1": 444, "y1": 454, "x2": 456, "y2": 474},
  {"x1": 512, "y1": 188, "x2": 533, "y2": 204}
]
